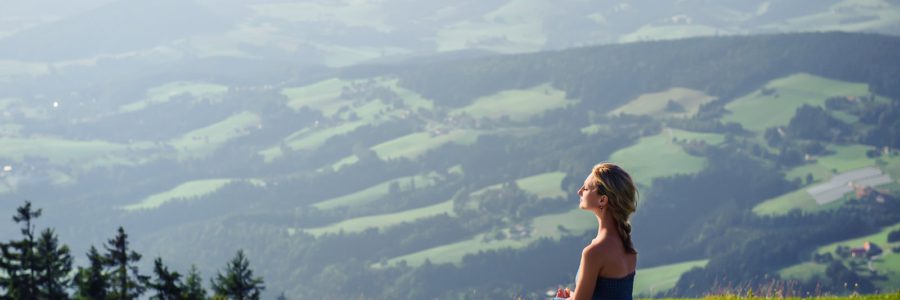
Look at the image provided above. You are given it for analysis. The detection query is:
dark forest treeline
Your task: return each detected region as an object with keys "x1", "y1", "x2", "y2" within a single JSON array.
[{"x1": 0, "y1": 201, "x2": 265, "y2": 300}]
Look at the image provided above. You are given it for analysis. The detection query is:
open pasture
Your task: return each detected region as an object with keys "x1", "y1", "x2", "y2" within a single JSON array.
[
  {"x1": 312, "y1": 172, "x2": 441, "y2": 210},
  {"x1": 169, "y1": 111, "x2": 260, "y2": 160},
  {"x1": 303, "y1": 200, "x2": 454, "y2": 237},
  {"x1": 608, "y1": 87, "x2": 716, "y2": 119},
  {"x1": 722, "y1": 73, "x2": 872, "y2": 133},
  {"x1": 609, "y1": 128, "x2": 723, "y2": 188},
  {"x1": 451, "y1": 83, "x2": 576, "y2": 122}
]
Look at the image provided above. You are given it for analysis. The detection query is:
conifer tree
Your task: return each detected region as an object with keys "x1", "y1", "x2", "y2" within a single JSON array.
[
  {"x1": 211, "y1": 250, "x2": 265, "y2": 300},
  {"x1": 0, "y1": 201, "x2": 43, "y2": 299},
  {"x1": 74, "y1": 246, "x2": 108, "y2": 300},
  {"x1": 103, "y1": 227, "x2": 148, "y2": 300},
  {"x1": 35, "y1": 228, "x2": 73, "y2": 299},
  {"x1": 146, "y1": 257, "x2": 183, "y2": 300},
  {"x1": 182, "y1": 265, "x2": 208, "y2": 300}
]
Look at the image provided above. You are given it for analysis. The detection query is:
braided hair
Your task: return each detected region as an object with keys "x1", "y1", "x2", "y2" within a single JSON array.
[{"x1": 592, "y1": 162, "x2": 639, "y2": 254}]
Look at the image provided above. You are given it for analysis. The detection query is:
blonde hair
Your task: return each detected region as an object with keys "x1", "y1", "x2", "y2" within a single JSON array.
[{"x1": 591, "y1": 162, "x2": 638, "y2": 254}]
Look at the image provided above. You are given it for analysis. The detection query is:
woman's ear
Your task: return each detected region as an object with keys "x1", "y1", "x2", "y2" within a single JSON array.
[{"x1": 599, "y1": 195, "x2": 608, "y2": 207}]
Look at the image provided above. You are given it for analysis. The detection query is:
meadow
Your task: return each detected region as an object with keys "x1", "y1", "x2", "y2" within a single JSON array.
[
  {"x1": 608, "y1": 87, "x2": 716, "y2": 119},
  {"x1": 450, "y1": 83, "x2": 577, "y2": 122},
  {"x1": 119, "y1": 81, "x2": 228, "y2": 113},
  {"x1": 311, "y1": 172, "x2": 442, "y2": 210},
  {"x1": 753, "y1": 146, "x2": 900, "y2": 216},
  {"x1": 609, "y1": 128, "x2": 724, "y2": 188},
  {"x1": 303, "y1": 200, "x2": 454, "y2": 237},
  {"x1": 722, "y1": 73, "x2": 873, "y2": 133},
  {"x1": 169, "y1": 111, "x2": 261, "y2": 160},
  {"x1": 778, "y1": 222, "x2": 900, "y2": 292}
]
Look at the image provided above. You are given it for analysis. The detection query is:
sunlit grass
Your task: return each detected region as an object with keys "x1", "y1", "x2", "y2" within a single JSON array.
[
  {"x1": 722, "y1": 73, "x2": 871, "y2": 133},
  {"x1": 119, "y1": 81, "x2": 228, "y2": 113},
  {"x1": 303, "y1": 200, "x2": 455, "y2": 236},
  {"x1": 312, "y1": 172, "x2": 441, "y2": 210},
  {"x1": 609, "y1": 87, "x2": 717, "y2": 119},
  {"x1": 451, "y1": 83, "x2": 577, "y2": 122},
  {"x1": 169, "y1": 111, "x2": 261, "y2": 160},
  {"x1": 633, "y1": 259, "x2": 709, "y2": 297},
  {"x1": 609, "y1": 128, "x2": 721, "y2": 188}
]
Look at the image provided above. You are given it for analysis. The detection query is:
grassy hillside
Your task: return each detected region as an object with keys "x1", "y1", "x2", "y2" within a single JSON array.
[
  {"x1": 609, "y1": 128, "x2": 724, "y2": 188},
  {"x1": 722, "y1": 73, "x2": 874, "y2": 133},
  {"x1": 633, "y1": 259, "x2": 709, "y2": 297},
  {"x1": 754, "y1": 146, "x2": 900, "y2": 216},
  {"x1": 609, "y1": 87, "x2": 717, "y2": 119},
  {"x1": 121, "y1": 178, "x2": 264, "y2": 211},
  {"x1": 779, "y1": 222, "x2": 900, "y2": 292},
  {"x1": 302, "y1": 200, "x2": 454, "y2": 237},
  {"x1": 451, "y1": 83, "x2": 577, "y2": 122}
]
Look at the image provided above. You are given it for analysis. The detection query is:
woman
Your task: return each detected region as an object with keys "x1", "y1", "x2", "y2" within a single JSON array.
[{"x1": 569, "y1": 162, "x2": 638, "y2": 300}]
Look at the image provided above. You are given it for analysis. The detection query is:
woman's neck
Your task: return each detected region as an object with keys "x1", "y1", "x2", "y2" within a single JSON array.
[{"x1": 594, "y1": 211, "x2": 619, "y2": 241}]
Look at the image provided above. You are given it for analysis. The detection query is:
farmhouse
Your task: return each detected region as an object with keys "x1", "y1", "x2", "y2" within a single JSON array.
[{"x1": 851, "y1": 241, "x2": 883, "y2": 258}]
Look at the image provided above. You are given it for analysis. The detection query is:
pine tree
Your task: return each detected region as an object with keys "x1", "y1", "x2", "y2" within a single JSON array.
[
  {"x1": 146, "y1": 257, "x2": 183, "y2": 300},
  {"x1": 182, "y1": 265, "x2": 208, "y2": 300},
  {"x1": 211, "y1": 250, "x2": 265, "y2": 300},
  {"x1": 35, "y1": 228, "x2": 73, "y2": 299},
  {"x1": 74, "y1": 246, "x2": 108, "y2": 300},
  {"x1": 0, "y1": 201, "x2": 43, "y2": 299},
  {"x1": 103, "y1": 227, "x2": 148, "y2": 300}
]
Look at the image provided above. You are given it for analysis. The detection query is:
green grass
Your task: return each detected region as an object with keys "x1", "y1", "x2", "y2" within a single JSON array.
[
  {"x1": 450, "y1": 83, "x2": 577, "y2": 122},
  {"x1": 312, "y1": 172, "x2": 441, "y2": 210},
  {"x1": 760, "y1": 0, "x2": 900, "y2": 34},
  {"x1": 283, "y1": 78, "x2": 353, "y2": 116},
  {"x1": 779, "y1": 261, "x2": 829, "y2": 282},
  {"x1": 434, "y1": 1, "x2": 546, "y2": 53},
  {"x1": 722, "y1": 73, "x2": 871, "y2": 133},
  {"x1": 377, "y1": 208, "x2": 597, "y2": 268},
  {"x1": 0, "y1": 137, "x2": 128, "y2": 166},
  {"x1": 757, "y1": 147, "x2": 900, "y2": 216},
  {"x1": 303, "y1": 200, "x2": 455, "y2": 236},
  {"x1": 633, "y1": 259, "x2": 709, "y2": 297},
  {"x1": 609, "y1": 87, "x2": 717, "y2": 119},
  {"x1": 122, "y1": 179, "x2": 264, "y2": 211},
  {"x1": 776, "y1": 222, "x2": 900, "y2": 292},
  {"x1": 170, "y1": 112, "x2": 260, "y2": 160},
  {"x1": 258, "y1": 121, "x2": 367, "y2": 163},
  {"x1": 371, "y1": 129, "x2": 484, "y2": 160},
  {"x1": 609, "y1": 128, "x2": 722, "y2": 188},
  {"x1": 619, "y1": 24, "x2": 721, "y2": 43},
  {"x1": 471, "y1": 171, "x2": 567, "y2": 199},
  {"x1": 119, "y1": 82, "x2": 228, "y2": 113}
]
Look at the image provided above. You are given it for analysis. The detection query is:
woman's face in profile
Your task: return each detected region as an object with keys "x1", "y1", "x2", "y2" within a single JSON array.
[{"x1": 577, "y1": 174, "x2": 601, "y2": 210}]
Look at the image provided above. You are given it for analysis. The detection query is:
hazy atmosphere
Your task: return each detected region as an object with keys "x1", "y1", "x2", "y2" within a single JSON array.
[{"x1": 1, "y1": 0, "x2": 900, "y2": 299}]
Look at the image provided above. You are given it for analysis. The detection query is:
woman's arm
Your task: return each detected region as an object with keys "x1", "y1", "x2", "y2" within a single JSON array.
[{"x1": 571, "y1": 246, "x2": 602, "y2": 300}]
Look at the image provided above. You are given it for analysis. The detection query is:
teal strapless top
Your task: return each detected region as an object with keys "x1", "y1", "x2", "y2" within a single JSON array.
[{"x1": 592, "y1": 271, "x2": 635, "y2": 300}]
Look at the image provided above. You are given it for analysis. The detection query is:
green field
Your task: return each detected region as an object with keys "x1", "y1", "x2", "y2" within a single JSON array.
[
  {"x1": 619, "y1": 24, "x2": 721, "y2": 43},
  {"x1": 722, "y1": 73, "x2": 873, "y2": 133},
  {"x1": 756, "y1": 146, "x2": 900, "y2": 216},
  {"x1": 303, "y1": 200, "x2": 455, "y2": 236},
  {"x1": 119, "y1": 82, "x2": 228, "y2": 113},
  {"x1": 777, "y1": 222, "x2": 900, "y2": 291},
  {"x1": 169, "y1": 111, "x2": 260, "y2": 160},
  {"x1": 0, "y1": 137, "x2": 130, "y2": 166},
  {"x1": 451, "y1": 83, "x2": 577, "y2": 122},
  {"x1": 312, "y1": 172, "x2": 442, "y2": 210},
  {"x1": 633, "y1": 259, "x2": 709, "y2": 297},
  {"x1": 283, "y1": 78, "x2": 354, "y2": 116},
  {"x1": 122, "y1": 178, "x2": 264, "y2": 211},
  {"x1": 435, "y1": 0, "x2": 546, "y2": 53},
  {"x1": 608, "y1": 87, "x2": 717, "y2": 119},
  {"x1": 471, "y1": 171, "x2": 568, "y2": 200},
  {"x1": 371, "y1": 129, "x2": 484, "y2": 160},
  {"x1": 377, "y1": 208, "x2": 596, "y2": 268},
  {"x1": 761, "y1": 0, "x2": 900, "y2": 33},
  {"x1": 258, "y1": 120, "x2": 367, "y2": 163},
  {"x1": 609, "y1": 128, "x2": 723, "y2": 188}
]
